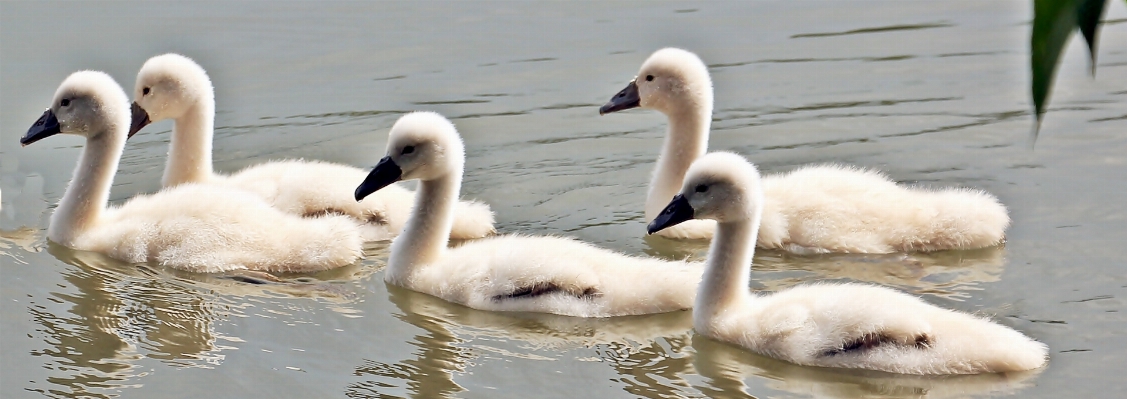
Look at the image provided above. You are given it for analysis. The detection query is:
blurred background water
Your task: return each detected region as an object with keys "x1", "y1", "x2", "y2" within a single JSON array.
[{"x1": 1, "y1": 1, "x2": 1125, "y2": 398}]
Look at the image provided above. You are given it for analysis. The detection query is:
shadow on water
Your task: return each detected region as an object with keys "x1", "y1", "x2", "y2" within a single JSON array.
[{"x1": 690, "y1": 335, "x2": 1043, "y2": 398}]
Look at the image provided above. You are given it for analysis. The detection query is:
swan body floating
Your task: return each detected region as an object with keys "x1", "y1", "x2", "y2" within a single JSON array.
[
  {"x1": 601, "y1": 48, "x2": 1009, "y2": 253},
  {"x1": 648, "y1": 152, "x2": 1047, "y2": 374},
  {"x1": 21, "y1": 71, "x2": 362, "y2": 273},
  {"x1": 354, "y1": 112, "x2": 702, "y2": 317},
  {"x1": 129, "y1": 54, "x2": 495, "y2": 241}
]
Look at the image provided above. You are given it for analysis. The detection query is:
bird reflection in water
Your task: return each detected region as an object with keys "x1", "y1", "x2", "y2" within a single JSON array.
[
  {"x1": 644, "y1": 235, "x2": 1008, "y2": 300},
  {"x1": 690, "y1": 334, "x2": 1042, "y2": 398},
  {"x1": 346, "y1": 284, "x2": 698, "y2": 399},
  {"x1": 345, "y1": 276, "x2": 1040, "y2": 399},
  {"x1": 24, "y1": 242, "x2": 365, "y2": 398}
]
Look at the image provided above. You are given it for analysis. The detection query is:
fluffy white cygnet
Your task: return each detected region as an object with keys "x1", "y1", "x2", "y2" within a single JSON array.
[
  {"x1": 601, "y1": 48, "x2": 1009, "y2": 253},
  {"x1": 354, "y1": 112, "x2": 702, "y2": 317},
  {"x1": 20, "y1": 71, "x2": 362, "y2": 273},
  {"x1": 129, "y1": 54, "x2": 495, "y2": 241},
  {"x1": 648, "y1": 152, "x2": 1048, "y2": 375}
]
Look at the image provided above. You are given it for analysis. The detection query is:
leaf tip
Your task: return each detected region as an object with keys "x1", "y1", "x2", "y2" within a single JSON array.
[{"x1": 1029, "y1": 113, "x2": 1043, "y2": 150}]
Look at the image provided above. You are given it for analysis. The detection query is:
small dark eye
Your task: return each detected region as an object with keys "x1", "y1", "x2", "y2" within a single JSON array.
[
  {"x1": 142, "y1": 87, "x2": 151, "y2": 95},
  {"x1": 60, "y1": 99, "x2": 70, "y2": 107},
  {"x1": 695, "y1": 184, "x2": 708, "y2": 193},
  {"x1": 402, "y1": 145, "x2": 415, "y2": 155},
  {"x1": 645, "y1": 75, "x2": 654, "y2": 82}
]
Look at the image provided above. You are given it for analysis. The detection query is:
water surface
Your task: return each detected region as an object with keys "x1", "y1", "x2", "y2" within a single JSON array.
[{"x1": 2, "y1": 1, "x2": 1125, "y2": 398}]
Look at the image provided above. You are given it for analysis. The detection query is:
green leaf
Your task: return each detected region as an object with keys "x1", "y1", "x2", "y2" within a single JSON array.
[
  {"x1": 1077, "y1": 0, "x2": 1109, "y2": 73},
  {"x1": 1029, "y1": 0, "x2": 1108, "y2": 141}
]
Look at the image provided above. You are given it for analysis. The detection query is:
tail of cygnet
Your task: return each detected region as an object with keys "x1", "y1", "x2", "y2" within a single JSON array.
[
  {"x1": 450, "y1": 200, "x2": 496, "y2": 239},
  {"x1": 147, "y1": 213, "x2": 363, "y2": 274},
  {"x1": 905, "y1": 188, "x2": 1010, "y2": 252},
  {"x1": 924, "y1": 312, "x2": 1049, "y2": 374},
  {"x1": 287, "y1": 215, "x2": 364, "y2": 272}
]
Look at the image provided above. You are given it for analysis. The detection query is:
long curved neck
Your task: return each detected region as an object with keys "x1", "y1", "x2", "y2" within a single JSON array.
[
  {"x1": 386, "y1": 170, "x2": 460, "y2": 284},
  {"x1": 163, "y1": 100, "x2": 214, "y2": 187},
  {"x1": 646, "y1": 104, "x2": 711, "y2": 220},
  {"x1": 694, "y1": 212, "x2": 760, "y2": 328},
  {"x1": 49, "y1": 128, "x2": 125, "y2": 244}
]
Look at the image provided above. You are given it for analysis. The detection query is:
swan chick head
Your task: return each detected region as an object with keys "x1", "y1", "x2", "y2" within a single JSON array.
[
  {"x1": 648, "y1": 152, "x2": 762, "y2": 234},
  {"x1": 355, "y1": 111, "x2": 464, "y2": 201},
  {"x1": 22, "y1": 71, "x2": 130, "y2": 146},
  {"x1": 600, "y1": 47, "x2": 712, "y2": 116},
  {"x1": 130, "y1": 53, "x2": 214, "y2": 136}
]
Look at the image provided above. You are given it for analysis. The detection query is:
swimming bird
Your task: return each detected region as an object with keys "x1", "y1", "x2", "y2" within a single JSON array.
[
  {"x1": 354, "y1": 111, "x2": 702, "y2": 317},
  {"x1": 601, "y1": 48, "x2": 1009, "y2": 253},
  {"x1": 21, "y1": 71, "x2": 362, "y2": 273},
  {"x1": 648, "y1": 152, "x2": 1047, "y2": 374},
  {"x1": 129, "y1": 54, "x2": 495, "y2": 241}
]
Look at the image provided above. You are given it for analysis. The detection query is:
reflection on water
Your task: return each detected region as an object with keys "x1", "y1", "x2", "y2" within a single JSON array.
[
  {"x1": 1, "y1": 226, "x2": 41, "y2": 265},
  {"x1": 348, "y1": 286, "x2": 470, "y2": 399},
  {"x1": 753, "y1": 247, "x2": 1008, "y2": 299},
  {"x1": 348, "y1": 285, "x2": 696, "y2": 399},
  {"x1": 644, "y1": 235, "x2": 1006, "y2": 299},
  {"x1": 22, "y1": 243, "x2": 371, "y2": 398},
  {"x1": 690, "y1": 335, "x2": 1041, "y2": 398},
  {"x1": 26, "y1": 244, "x2": 221, "y2": 398},
  {"x1": 347, "y1": 283, "x2": 1041, "y2": 399}
]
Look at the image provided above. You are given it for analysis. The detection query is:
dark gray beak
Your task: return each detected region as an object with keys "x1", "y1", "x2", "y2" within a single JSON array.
[
  {"x1": 21, "y1": 109, "x2": 61, "y2": 147},
  {"x1": 599, "y1": 79, "x2": 641, "y2": 115},
  {"x1": 647, "y1": 194, "x2": 695, "y2": 235},
  {"x1": 128, "y1": 102, "x2": 151, "y2": 139},
  {"x1": 355, "y1": 156, "x2": 403, "y2": 201}
]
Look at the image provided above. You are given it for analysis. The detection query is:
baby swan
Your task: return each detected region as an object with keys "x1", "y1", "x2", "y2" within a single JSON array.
[
  {"x1": 354, "y1": 112, "x2": 702, "y2": 317},
  {"x1": 602, "y1": 48, "x2": 1009, "y2": 253},
  {"x1": 648, "y1": 152, "x2": 1047, "y2": 375},
  {"x1": 128, "y1": 54, "x2": 495, "y2": 241},
  {"x1": 21, "y1": 71, "x2": 362, "y2": 273}
]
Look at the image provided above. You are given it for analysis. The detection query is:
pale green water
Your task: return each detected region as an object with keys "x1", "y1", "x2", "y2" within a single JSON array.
[{"x1": 2, "y1": 1, "x2": 1126, "y2": 398}]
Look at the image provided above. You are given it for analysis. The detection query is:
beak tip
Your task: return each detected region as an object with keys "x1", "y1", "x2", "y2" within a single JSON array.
[
  {"x1": 128, "y1": 102, "x2": 151, "y2": 139},
  {"x1": 22, "y1": 109, "x2": 62, "y2": 146},
  {"x1": 354, "y1": 156, "x2": 402, "y2": 203},
  {"x1": 647, "y1": 194, "x2": 694, "y2": 235},
  {"x1": 601, "y1": 80, "x2": 641, "y2": 115}
]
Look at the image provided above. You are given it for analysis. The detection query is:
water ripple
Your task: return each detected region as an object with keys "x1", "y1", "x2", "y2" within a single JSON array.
[
  {"x1": 412, "y1": 99, "x2": 491, "y2": 105},
  {"x1": 372, "y1": 75, "x2": 406, "y2": 82},
  {"x1": 1091, "y1": 114, "x2": 1127, "y2": 123},
  {"x1": 791, "y1": 21, "x2": 954, "y2": 38},
  {"x1": 510, "y1": 57, "x2": 558, "y2": 63}
]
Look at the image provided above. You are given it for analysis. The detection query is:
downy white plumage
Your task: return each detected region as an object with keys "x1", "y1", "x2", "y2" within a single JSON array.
[
  {"x1": 601, "y1": 48, "x2": 1009, "y2": 253},
  {"x1": 648, "y1": 152, "x2": 1047, "y2": 374},
  {"x1": 129, "y1": 54, "x2": 495, "y2": 241},
  {"x1": 21, "y1": 71, "x2": 362, "y2": 273},
  {"x1": 354, "y1": 112, "x2": 702, "y2": 317}
]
